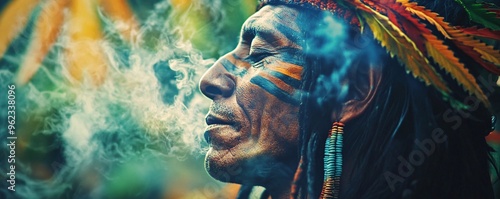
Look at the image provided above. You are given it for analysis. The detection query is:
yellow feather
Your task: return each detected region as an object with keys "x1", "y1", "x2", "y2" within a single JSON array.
[
  {"x1": 474, "y1": 46, "x2": 500, "y2": 65},
  {"x1": 355, "y1": 2, "x2": 450, "y2": 94},
  {"x1": 448, "y1": 29, "x2": 500, "y2": 68},
  {"x1": 66, "y1": 0, "x2": 107, "y2": 85},
  {"x1": 398, "y1": 0, "x2": 452, "y2": 39},
  {"x1": 464, "y1": 37, "x2": 500, "y2": 65},
  {"x1": 0, "y1": 0, "x2": 39, "y2": 58},
  {"x1": 394, "y1": 0, "x2": 496, "y2": 108},
  {"x1": 98, "y1": 0, "x2": 140, "y2": 42},
  {"x1": 424, "y1": 34, "x2": 490, "y2": 108},
  {"x1": 16, "y1": 0, "x2": 69, "y2": 85},
  {"x1": 402, "y1": 1, "x2": 500, "y2": 67}
]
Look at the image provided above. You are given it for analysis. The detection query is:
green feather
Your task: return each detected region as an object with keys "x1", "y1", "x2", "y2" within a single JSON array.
[{"x1": 455, "y1": 0, "x2": 500, "y2": 30}]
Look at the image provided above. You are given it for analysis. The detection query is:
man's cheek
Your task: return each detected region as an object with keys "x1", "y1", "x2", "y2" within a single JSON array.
[
  {"x1": 264, "y1": 101, "x2": 299, "y2": 136},
  {"x1": 277, "y1": 111, "x2": 298, "y2": 127},
  {"x1": 237, "y1": 84, "x2": 266, "y2": 108}
]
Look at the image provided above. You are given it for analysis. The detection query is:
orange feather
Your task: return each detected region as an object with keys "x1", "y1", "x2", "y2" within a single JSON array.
[
  {"x1": 0, "y1": 0, "x2": 40, "y2": 59},
  {"x1": 16, "y1": 0, "x2": 69, "y2": 85}
]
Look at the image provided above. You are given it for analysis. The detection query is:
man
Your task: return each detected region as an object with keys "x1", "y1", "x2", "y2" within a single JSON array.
[{"x1": 200, "y1": 0, "x2": 500, "y2": 198}]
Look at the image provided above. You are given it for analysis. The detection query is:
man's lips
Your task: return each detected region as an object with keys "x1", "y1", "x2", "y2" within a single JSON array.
[
  {"x1": 205, "y1": 114, "x2": 233, "y2": 126},
  {"x1": 204, "y1": 114, "x2": 236, "y2": 145}
]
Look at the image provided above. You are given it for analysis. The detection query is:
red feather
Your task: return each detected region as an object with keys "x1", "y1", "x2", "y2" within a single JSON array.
[
  {"x1": 365, "y1": 0, "x2": 429, "y2": 53},
  {"x1": 450, "y1": 33, "x2": 500, "y2": 75},
  {"x1": 403, "y1": 1, "x2": 500, "y2": 75},
  {"x1": 459, "y1": 26, "x2": 500, "y2": 40}
]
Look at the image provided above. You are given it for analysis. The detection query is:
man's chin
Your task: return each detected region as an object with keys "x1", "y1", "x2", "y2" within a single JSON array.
[
  {"x1": 204, "y1": 147, "x2": 244, "y2": 183},
  {"x1": 204, "y1": 146, "x2": 289, "y2": 186}
]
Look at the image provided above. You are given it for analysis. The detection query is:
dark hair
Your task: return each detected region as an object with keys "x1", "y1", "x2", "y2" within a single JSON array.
[
  {"x1": 295, "y1": 0, "x2": 497, "y2": 197},
  {"x1": 299, "y1": 54, "x2": 495, "y2": 198}
]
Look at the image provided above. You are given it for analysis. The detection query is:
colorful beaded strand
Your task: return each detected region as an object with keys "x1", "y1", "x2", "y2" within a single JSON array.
[{"x1": 320, "y1": 122, "x2": 344, "y2": 199}]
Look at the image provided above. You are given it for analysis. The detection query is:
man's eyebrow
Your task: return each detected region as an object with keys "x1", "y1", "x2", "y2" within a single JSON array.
[
  {"x1": 241, "y1": 17, "x2": 258, "y2": 41},
  {"x1": 272, "y1": 22, "x2": 302, "y2": 45},
  {"x1": 242, "y1": 18, "x2": 302, "y2": 49}
]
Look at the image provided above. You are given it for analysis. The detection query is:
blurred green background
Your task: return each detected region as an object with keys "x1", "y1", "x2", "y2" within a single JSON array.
[{"x1": 0, "y1": 0, "x2": 499, "y2": 198}]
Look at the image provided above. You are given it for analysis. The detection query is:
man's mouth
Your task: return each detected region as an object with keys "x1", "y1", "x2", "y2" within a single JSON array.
[
  {"x1": 205, "y1": 115, "x2": 233, "y2": 126},
  {"x1": 204, "y1": 114, "x2": 235, "y2": 145}
]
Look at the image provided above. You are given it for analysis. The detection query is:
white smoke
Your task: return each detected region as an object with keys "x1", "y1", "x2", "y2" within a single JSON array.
[{"x1": 0, "y1": 0, "x2": 236, "y2": 198}]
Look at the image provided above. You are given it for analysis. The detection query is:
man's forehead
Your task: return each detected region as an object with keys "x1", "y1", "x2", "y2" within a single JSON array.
[{"x1": 243, "y1": 5, "x2": 302, "y2": 33}]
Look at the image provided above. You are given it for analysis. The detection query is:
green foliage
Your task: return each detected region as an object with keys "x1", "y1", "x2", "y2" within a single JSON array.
[{"x1": 455, "y1": 0, "x2": 500, "y2": 30}]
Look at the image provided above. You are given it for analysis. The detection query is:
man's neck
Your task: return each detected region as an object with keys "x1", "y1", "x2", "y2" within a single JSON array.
[
  {"x1": 267, "y1": 185, "x2": 291, "y2": 199},
  {"x1": 261, "y1": 175, "x2": 293, "y2": 199}
]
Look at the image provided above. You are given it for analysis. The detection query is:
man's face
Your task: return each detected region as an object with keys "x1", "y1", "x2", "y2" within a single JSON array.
[{"x1": 199, "y1": 5, "x2": 312, "y2": 183}]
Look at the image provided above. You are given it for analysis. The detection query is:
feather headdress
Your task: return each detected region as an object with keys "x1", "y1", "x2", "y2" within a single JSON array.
[
  {"x1": 259, "y1": 0, "x2": 500, "y2": 110},
  {"x1": 257, "y1": 1, "x2": 499, "y2": 198}
]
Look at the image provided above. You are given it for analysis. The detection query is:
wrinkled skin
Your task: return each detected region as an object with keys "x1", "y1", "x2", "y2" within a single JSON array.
[{"x1": 199, "y1": 5, "x2": 316, "y2": 198}]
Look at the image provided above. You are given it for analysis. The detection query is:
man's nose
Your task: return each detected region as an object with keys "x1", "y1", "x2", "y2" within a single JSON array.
[{"x1": 199, "y1": 59, "x2": 236, "y2": 100}]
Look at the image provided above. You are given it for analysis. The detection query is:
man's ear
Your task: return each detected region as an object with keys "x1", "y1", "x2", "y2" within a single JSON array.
[{"x1": 336, "y1": 61, "x2": 382, "y2": 123}]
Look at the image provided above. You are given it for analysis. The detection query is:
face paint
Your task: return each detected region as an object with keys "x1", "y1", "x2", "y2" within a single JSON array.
[{"x1": 199, "y1": 5, "x2": 315, "y2": 185}]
